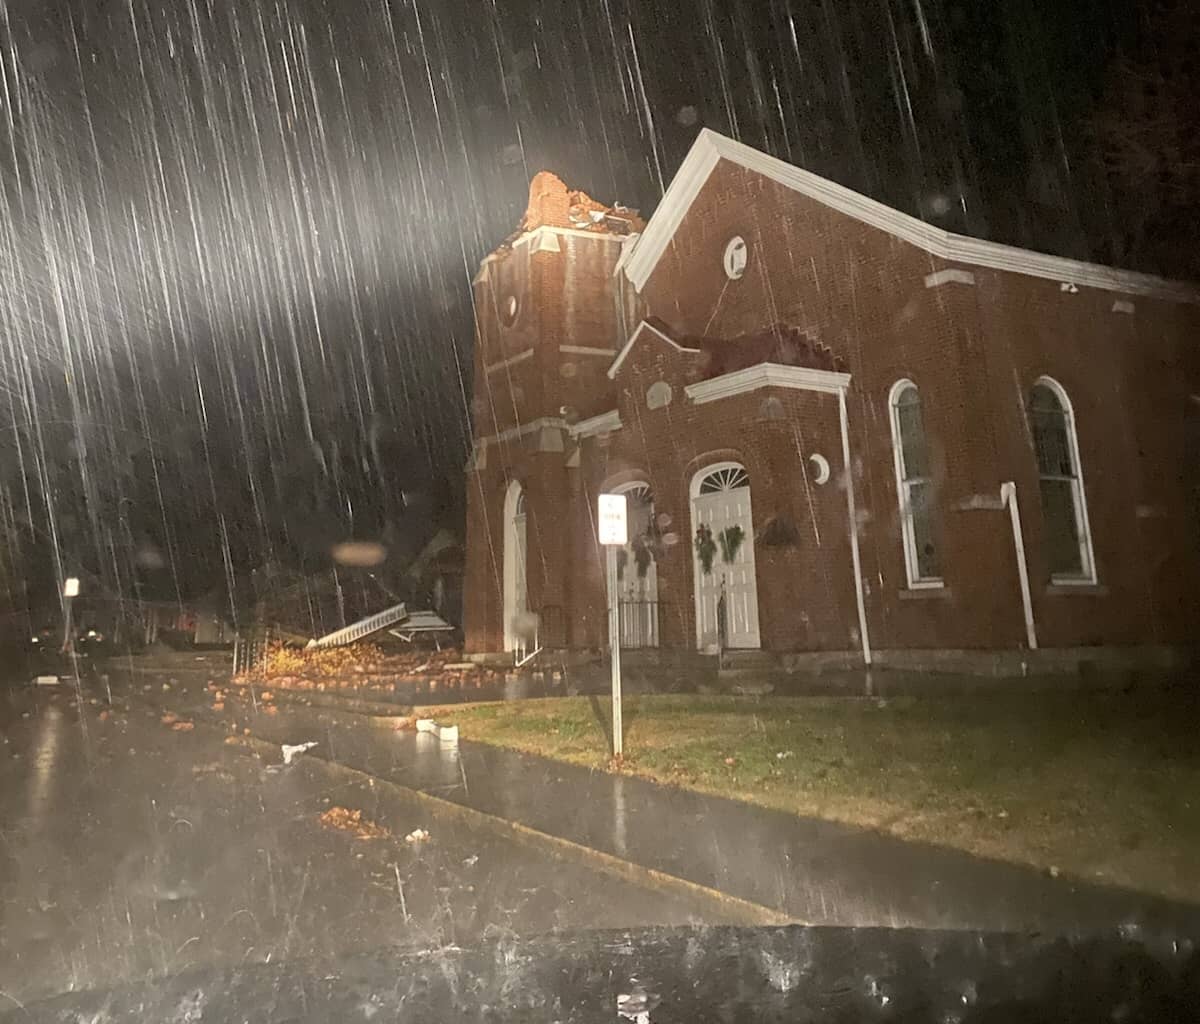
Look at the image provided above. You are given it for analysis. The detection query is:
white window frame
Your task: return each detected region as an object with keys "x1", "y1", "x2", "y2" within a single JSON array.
[
  {"x1": 888, "y1": 379, "x2": 943, "y2": 589},
  {"x1": 1029, "y1": 376, "x2": 1097, "y2": 585}
]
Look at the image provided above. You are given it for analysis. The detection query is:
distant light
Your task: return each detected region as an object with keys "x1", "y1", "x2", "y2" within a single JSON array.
[
  {"x1": 30, "y1": 636, "x2": 39, "y2": 644},
  {"x1": 331, "y1": 541, "x2": 387, "y2": 567},
  {"x1": 63, "y1": 577, "x2": 80, "y2": 598}
]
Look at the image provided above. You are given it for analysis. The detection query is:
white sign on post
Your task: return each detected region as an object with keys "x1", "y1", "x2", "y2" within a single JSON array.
[
  {"x1": 598, "y1": 492, "x2": 628, "y2": 546},
  {"x1": 598, "y1": 493, "x2": 628, "y2": 759}
]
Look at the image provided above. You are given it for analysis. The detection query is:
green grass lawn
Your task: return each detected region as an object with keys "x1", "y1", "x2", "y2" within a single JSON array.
[{"x1": 430, "y1": 692, "x2": 1200, "y2": 903}]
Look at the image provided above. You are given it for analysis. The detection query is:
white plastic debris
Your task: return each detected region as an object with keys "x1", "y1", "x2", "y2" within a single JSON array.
[
  {"x1": 617, "y1": 986, "x2": 659, "y2": 1023},
  {"x1": 404, "y1": 829, "x2": 430, "y2": 844},
  {"x1": 34, "y1": 675, "x2": 60, "y2": 686},
  {"x1": 282, "y1": 741, "x2": 318, "y2": 765},
  {"x1": 415, "y1": 719, "x2": 458, "y2": 746},
  {"x1": 775, "y1": 750, "x2": 794, "y2": 760}
]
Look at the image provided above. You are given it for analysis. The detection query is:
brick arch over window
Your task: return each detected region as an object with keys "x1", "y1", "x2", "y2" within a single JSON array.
[
  {"x1": 681, "y1": 449, "x2": 748, "y2": 490},
  {"x1": 600, "y1": 467, "x2": 654, "y2": 494},
  {"x1": 1027, "y1": 376, "x2": 1096, "y2": 583}
]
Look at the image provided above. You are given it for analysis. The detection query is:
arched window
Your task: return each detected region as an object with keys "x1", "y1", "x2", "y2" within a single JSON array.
[
  {"x1": 889, "y1": 380, "x2": 941, "y2": 586},
  {"x1": 1029, "y1": 378, "x2": 1095, "y2": 582}
]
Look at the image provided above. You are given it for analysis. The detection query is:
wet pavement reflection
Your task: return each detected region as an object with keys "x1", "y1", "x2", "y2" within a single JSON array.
[{"x1": 0, "y1": 683, "x2": 736, "y2": 1006}]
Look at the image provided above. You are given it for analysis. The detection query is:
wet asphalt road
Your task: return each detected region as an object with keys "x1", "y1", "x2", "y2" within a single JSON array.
[{"x1": 0, "y1": 681, "x2": 733, "y2": 1008}]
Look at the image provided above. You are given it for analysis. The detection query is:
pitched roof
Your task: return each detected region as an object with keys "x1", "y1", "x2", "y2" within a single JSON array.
[
  {"x1": 607, "y1": 317, "x2": 846, "y2": 382},
  {"x1": 622, "y1": 129, "x2": 1200, "y2": 304}
]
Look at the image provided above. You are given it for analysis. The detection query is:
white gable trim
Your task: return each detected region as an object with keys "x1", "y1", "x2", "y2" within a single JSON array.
[
  {"x1": 624, "y1": 129, "x2": 1200, "y2": 304},
  {"x1": 686, "y1": 363, "x2": 851, "y2": 405},
  {"x1": 607, "y1": 319, "x2": 701, "y2": 380},
  {"x1": 569, "y1": 409, "x2": 622, "y2": 438}
]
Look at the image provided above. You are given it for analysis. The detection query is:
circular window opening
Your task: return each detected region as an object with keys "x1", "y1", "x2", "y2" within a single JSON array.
[
  {"x1": 501, "y1": 294, "x2": 519, "y2": 326},
  {"x1": 646, "y1": 381, "x2": 673, "y2": 409},
  {"x1": 723, "y1": 236, "x2": 748, "y2": 280},
  {"x1": 808, "y1": 453, "x2": 831, "y2": 485}
]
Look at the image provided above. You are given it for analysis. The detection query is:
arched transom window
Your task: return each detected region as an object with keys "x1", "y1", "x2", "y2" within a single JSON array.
[
  {"x1": 889, "y1": 380, "x2": 941, "y2": 586},
  {"x1": 1029, "y1": 378, "x2": 1095, "y2": 582},
  {"x1": 699, "y1": 466, "x2": 750, "y2": 493}
]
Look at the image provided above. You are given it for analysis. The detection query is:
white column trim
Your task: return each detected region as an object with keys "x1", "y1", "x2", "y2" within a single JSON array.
[{"x1": 839, "y1": 390, "x2": 872, "y2": 666}]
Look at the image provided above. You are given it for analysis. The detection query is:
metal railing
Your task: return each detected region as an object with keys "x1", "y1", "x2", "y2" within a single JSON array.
[
  {"x1": 232, "y1": 629, "x2": 271, "y2": 677},
  {"x1": 308, "y1": 602, "x2": 409, "y2": 648},
  {"x1": 618, "y1": 599, "x2": 660, "y2": 649}
]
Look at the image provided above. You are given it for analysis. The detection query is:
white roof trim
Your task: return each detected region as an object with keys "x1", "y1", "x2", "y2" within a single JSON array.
[
  {"x1": 569, "y1": 409, "x2": 622, "y2": 438},
  {"x1": 607, "y1": 319, "x2": 701, "y2": 380},
  {"x1": 476, "y1": 416, "x2": 567, "y2": 449},
  {"x1": 624, "y1": 129, "x2": 1200, "y2": 304},
  {"x1": 924, "y1": 268, "x2": 975, "y2": 289},
  {"x1": 511, "y1": 224, "x2": 631, "y2": 249},
  {"x1": 685, "y1": 362, "x2": 851, "y2": 405},
  {"x1": 485, "y1": 348, "x2": 534, "y2": 375},
  {"x1": 475, "y1": 224, "x2": 632, "y2": 281},
  {"x1": 560, "y1": 345, "x2": 618, "y2": 357}
]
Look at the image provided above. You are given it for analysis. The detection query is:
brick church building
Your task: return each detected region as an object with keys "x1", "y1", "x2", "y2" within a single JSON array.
[{"x1": 463, "y1": 129, "x2": 1200, "y2": 672}]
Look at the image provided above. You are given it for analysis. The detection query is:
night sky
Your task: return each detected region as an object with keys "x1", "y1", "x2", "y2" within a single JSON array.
[{"x1": 0, "y1": 0, "x2": 1150, "y2": 612}]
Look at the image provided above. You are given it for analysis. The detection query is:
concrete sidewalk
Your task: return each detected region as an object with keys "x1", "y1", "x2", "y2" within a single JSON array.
[{"x1": 187, "y1": 694, "x2": 1200, "y2": 937}]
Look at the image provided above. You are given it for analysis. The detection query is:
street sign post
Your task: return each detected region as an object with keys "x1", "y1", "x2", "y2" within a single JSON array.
[
  {"x1": 598, "y1": 493, "x2": 628, "y2": 757},
  {"x1": 62, "y1": 577, "x2": 80, "y2": 655}
]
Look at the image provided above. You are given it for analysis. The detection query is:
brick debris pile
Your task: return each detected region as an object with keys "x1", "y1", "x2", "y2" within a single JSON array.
[{"x1": 232, "y1": 642, "x2": 501, "y2": 694}]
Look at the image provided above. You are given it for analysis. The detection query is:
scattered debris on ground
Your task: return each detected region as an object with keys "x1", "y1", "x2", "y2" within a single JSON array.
[
  {"x1": 404, "y1": 828, "x2": 430, "y2": 844},
  {"x1": 234, "y1": 643, "x2": 501, "y2": 697},
  {"x1": 282, "y1": 741, "x2": 318, "y2": 765},
  {"x1": 171, "y1": 721, "x2": 195, "y2": 732},
  {"x1": 320, "y1": 806, "x2": 390, "y2": 840},
  {"x1": 192, "y1": 762, "x2": 235, "y2": 782}
]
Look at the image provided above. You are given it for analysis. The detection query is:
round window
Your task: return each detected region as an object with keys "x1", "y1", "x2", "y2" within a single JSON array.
[
  {"x1": 501, "y1": 293, "x2": 519, "y2": 326},
  {"x1": 723, "y1": 236, "x2": 748, "y2": 280},
  {"x1": 808, "y1": 453, "x2": 831, "y2": 485},
  {"x1": 646, "y1": 381, "x2": 673, "y2": 409}
]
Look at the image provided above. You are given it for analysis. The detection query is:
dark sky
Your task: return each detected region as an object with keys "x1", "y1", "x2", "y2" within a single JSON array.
[{"x1": 0, "y1": 0, "x2": 1141, "y2": 609}]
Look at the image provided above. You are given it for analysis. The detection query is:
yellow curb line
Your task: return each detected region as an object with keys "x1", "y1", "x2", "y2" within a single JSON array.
[{"x1": 230, "y1": 733, "x2": 794, "y2": 928}]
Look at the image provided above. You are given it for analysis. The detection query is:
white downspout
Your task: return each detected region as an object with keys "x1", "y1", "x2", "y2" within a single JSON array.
[
  {"x1": 1000, "y1": 481, "x2": 1038, "y2": 650},
  {"x1": 839, "y1": 389, "x2": 872, "y2": 666}
]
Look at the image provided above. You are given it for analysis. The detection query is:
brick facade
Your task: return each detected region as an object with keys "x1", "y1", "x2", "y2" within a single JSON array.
[{"x1": 464, "y1": 138, "x2": 1200, "y2": 661}]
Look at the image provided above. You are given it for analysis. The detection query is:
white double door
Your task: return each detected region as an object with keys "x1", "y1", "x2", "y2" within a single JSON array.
[{"x1": 692, "y1": 472, "x2": 761, "y2": 650}]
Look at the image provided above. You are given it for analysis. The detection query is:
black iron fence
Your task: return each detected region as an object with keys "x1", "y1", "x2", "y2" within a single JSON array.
[{"x1": 618, "y1": 599, "x2": 660, "y2": 649}]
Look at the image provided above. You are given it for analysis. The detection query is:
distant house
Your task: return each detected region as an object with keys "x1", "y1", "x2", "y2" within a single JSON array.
[{"x1": 463, "y1": 130, "x2": 1200, "y2": 671}]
